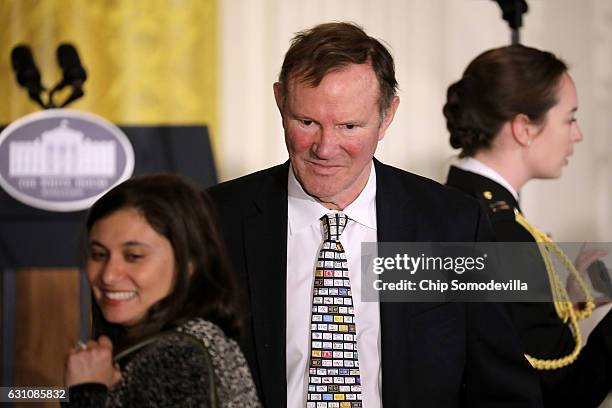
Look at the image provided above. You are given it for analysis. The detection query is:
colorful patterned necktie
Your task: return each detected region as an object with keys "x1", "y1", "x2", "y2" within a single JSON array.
[{"x1": 307, "y1": 213, "x2": 362, "y2": 408}]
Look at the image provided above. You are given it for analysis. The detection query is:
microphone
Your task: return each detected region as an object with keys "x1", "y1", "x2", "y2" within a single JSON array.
[
  {"x1": 493, "y1": 0, "x2": 529, "y2": 44},
  {"x1": 10, "y1": 44, "x2": 46, "y2": 108},
  {"x1": 57, "y1": 43, "x2": 87, "y2": 89},
  {"x1": 51, "y1": 43, "x2": 87, "y2": 107}
]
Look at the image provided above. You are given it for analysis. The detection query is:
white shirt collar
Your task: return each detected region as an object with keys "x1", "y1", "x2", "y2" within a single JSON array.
[
  {"x1": 455, "y1": 157, "x2": 519, "y2": 201},
  {"x1": 288, "y1": 162, "x2": 377, "y2": 235}
]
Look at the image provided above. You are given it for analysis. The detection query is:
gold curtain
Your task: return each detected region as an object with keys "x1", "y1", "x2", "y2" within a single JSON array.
[
  {"x1": 0, "y1": 1, "x2": 219, "y2": 391},
  {"x1": 0, "y1": 0, "x2": 218, "y2": 147}
]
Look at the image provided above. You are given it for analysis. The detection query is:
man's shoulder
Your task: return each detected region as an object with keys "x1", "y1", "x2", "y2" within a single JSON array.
[
  {"x1": 207, "y1": 163, "x2": 288, "y2": 204},
  {"x1": 375, "y1": 161, "x2": 481, "y2": 212}
]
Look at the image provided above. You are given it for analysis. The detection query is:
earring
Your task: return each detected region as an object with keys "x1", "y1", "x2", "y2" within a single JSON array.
[{"x1": 527, "y1": 139, "x2": 532, "y2": 146}]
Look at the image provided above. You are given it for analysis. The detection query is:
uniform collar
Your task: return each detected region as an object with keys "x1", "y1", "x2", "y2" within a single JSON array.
[{"x1": 455, "y1": 157, "x2": 519, "y2": 202}]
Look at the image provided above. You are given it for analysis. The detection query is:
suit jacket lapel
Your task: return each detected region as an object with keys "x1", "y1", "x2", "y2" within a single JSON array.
[
  {"x1": 374, "y1": 159, "x2": 423, "y2": 406},
  {"x1": 243, "y1": 163, "x2": 289, "y2": 406},
  {"x1": 374, "y1": 159, "x2": 420, "y2": 243}
]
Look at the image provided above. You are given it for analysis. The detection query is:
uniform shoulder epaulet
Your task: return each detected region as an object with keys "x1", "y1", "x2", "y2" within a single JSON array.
[{"x1": 479, "y1": 190, "x2": 514, "y2": 220}]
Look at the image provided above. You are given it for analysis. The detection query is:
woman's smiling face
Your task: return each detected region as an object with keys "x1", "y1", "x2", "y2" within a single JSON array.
[{"x1": 87, "y1": 207, "x2": 176, "y2": 328}]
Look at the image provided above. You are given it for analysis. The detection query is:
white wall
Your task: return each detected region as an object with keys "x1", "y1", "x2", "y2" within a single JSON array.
[
  {"x1": 519, "y1": 0, "x2": 612, "y2": 243},
  {"x1": 219, "y1": 0, "x2": 612, "y2": 242}
]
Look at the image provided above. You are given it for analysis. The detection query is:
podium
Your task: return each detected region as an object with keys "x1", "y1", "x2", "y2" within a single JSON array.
[{"x1": 0, "y1": 125, "x2": 218, "y2": 388}]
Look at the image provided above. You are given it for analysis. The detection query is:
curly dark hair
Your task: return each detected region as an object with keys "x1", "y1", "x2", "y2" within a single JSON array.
[
  {"x1": 278, "y1": 21, "x2": 398, "y2": 119},
  {"x1": 85, "y1": 173, "x2": 242, "y2": 349},
  {"x1": 443, "y1": 45, "x2": 567, "y2": 157}
]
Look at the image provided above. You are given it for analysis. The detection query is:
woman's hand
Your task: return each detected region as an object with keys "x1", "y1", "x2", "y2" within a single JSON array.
[
  {"x1": 568, "y1": 242, "x2": 610, "y2": 307},
  {"x1": 64, "y1": 335, "x2": 122, "y2": 387}
]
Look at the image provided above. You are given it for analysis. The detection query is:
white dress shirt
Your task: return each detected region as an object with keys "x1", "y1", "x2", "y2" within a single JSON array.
[
  {"x1": 286, "y1": 162, "x2": 381, "y2": 408},
  {"x1": 456, "y1": 157, "x2": 520, "y2": 202}
]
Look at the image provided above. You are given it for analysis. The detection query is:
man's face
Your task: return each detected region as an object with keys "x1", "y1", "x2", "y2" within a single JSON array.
[{"x1": 275, "y1": 63, "x2": 399, "y2": 209}]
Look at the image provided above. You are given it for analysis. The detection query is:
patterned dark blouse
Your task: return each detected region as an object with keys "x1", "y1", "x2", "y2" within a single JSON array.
[{"x1": 66, "y1": 318, "x2": 261, "y2": 407}]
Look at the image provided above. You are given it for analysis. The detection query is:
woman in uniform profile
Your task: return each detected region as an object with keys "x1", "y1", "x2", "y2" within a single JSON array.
[{"x1": 443, "y1": 44, "x2": 612, "y2": 407}]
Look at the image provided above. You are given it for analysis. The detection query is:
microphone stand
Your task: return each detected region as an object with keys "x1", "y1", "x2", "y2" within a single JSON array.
[{"x1": 493, "y1": 0, "x2": 529, "y2": 45}]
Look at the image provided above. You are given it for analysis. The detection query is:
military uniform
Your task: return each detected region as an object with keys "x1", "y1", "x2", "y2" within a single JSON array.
[{"x1": 446, "y1": 165, "x2": 612, "y2": 407}]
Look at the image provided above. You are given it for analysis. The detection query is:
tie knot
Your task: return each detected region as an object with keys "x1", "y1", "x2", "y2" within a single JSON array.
[{"x1": 321, "y1": 212, "x2": 349, "y2": 241}]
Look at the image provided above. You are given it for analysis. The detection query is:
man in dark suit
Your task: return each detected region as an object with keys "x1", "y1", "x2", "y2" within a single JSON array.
[{"x1": 208, "y1": 22, "x2": 542, "y2": 407}]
